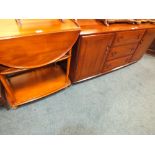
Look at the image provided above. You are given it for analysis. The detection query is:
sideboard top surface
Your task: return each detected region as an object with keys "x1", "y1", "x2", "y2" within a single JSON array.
[
  {"x1": 77, "y1": 19, "x2": 155, "y2": 35},
  {"x1": 0, "y1": 19, "x2": 80, "y2": 40}
]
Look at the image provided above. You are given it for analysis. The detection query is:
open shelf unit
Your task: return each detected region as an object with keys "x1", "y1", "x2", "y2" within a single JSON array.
[
  {"x1": 0, "y1": 19, "x2": 80, "y2": 109},
  {"x1": 0, "y1": 51, "x2": 72, "y2": 109},
  {"x1": 6, "y1": 64, "x2": 71, "y2": 107}
]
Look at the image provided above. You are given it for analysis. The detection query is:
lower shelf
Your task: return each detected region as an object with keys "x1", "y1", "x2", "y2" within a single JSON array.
[{"x1": 6, "y1": 65, "x2": 71, "y2": 107}]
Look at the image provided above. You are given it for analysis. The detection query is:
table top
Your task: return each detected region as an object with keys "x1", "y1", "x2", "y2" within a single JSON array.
[
  {"x1": 0, "y1": 19, "x2": 80, "y2": 40},
  {"x1": 77, "y1": 19, "x2": 155, "y2": 35}
]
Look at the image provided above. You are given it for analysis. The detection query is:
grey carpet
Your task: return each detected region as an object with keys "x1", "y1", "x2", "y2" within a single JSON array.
[{"x1": 0, "y1": 54, "x2": 155, "y2": 135}]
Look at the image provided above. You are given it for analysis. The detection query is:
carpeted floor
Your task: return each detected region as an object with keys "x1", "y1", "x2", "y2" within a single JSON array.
[{"x1": 0, "y1": 54, "x2": 155, "y2": 135}]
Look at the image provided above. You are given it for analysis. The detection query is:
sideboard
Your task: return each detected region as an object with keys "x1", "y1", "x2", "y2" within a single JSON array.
[{"x1": 69, "y1": 19, "x2": 155, "y2": 83}]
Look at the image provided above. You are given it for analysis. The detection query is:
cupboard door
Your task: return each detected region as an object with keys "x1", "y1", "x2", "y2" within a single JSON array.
[
  {"x1": 107, "y1": 43, "x2": 138, "y2": 61},
  {"x1": 113, "y1": 30, "x2": 145, "y2": 46},
  {"x1": 73, "y1": 33, "x2": 114, "y2": 81},
  {"x1": 131, "y1": 29, "x2": 155, "y2": 62}
]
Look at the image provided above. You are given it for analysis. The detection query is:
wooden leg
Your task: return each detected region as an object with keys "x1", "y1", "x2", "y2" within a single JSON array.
[
  {"x1": 66, "y1": 50, "x2": 72, "y2": 82},
  {"x1": 0, "y1": 82, "x2": 10, "y2": 109},
  {"x1": 0, "y1": 74, "x2": 16, "y2": 106}
]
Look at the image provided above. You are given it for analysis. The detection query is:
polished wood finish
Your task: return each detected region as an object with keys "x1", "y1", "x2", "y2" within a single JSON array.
[
  {"x1": 0, "y1": 31, "x2": 79, "y2": 68},
  {"x1": 131, "y1": 29, "x2": 155, "y2": 61},
  {"x1": 77, "y1": 20, "x2": 155, "y2": 35},
  {"x1": 107, "y1": 43, "x2": 137, "y2": 61},
  {"x1": 70, "y1": 19, "x2": 155, "y2": 83},
  {"x1": 1, "y1": 19, "x2": 155, "y2": 108},
  {"x1": 0, "y1": 19, "x2": 80, "y2": 108},
  {"x1": 70, "y1": 33, "x2": 114, "y2": 81},
  {"x1": 113, "y1": 30, "x2": 145, "y2": 46},
  {"x1": 0, "y1": 54, "x2": 70, "y2": 75},
  {"x1": 104, "y1": 55, "x2": 131, "y2": 72},
  {"x1": 6, "y1": 65, "x2": 71, "y2": 107},
  {"x1": 0, "y1": 19, "x2": 79, "y2": 39}
]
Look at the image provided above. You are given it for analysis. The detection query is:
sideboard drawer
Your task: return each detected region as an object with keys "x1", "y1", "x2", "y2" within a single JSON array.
[
  {"x1": 113, "y1": 30, "x2": 145, "y2": 46},
  {"x1": 107, "y1": 43, "x2": 138, "y2": 60},
  {"x1": 103, "y1": 55, "x2": 131, "y2": 72}
]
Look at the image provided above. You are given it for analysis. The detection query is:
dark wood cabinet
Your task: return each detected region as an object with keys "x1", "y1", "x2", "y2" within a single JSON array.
[{"x1": 70, "y1": 20, "x2": 155, "y2": 83}]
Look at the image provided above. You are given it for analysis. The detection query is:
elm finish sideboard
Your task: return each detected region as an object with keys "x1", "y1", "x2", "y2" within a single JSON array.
[{"x1": 69, "y1": 19, "x2": 155, "y2": 83}]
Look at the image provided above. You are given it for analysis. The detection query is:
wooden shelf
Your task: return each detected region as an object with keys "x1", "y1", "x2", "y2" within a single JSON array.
[
  {"x1": 6, "y1": 65, "x2": 71, "y2": 107},
  {"x1": 0, "y1": 19, "x2": 79, "y2": 109}
]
